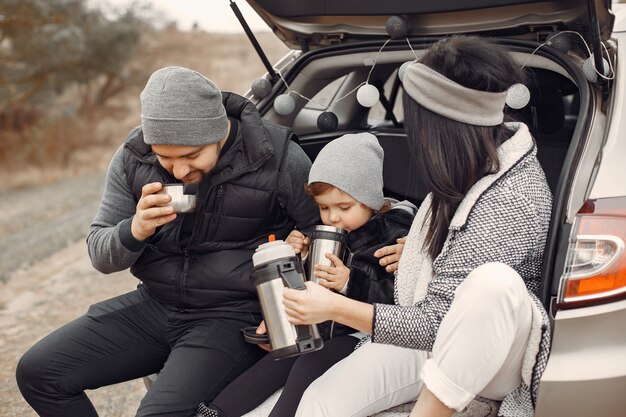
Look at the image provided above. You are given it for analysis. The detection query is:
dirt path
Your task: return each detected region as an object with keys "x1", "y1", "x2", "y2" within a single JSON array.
[
  {"x1": 0, "y1": 173, "x2": 104, "y2": 282},
  {"x1": 0, "y1": 174, "x2": 144, "y2": 416}
]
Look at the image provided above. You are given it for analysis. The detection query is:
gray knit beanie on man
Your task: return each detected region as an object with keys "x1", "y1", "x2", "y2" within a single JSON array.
[
  {"x1": 140, "y1": 66, "x2": 228, "y2": 146},
  {"x1": 308, "y1": 133, "x2": 384, "y2": 211}
]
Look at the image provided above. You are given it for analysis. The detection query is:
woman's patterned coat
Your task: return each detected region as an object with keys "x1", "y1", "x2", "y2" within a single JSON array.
[{"x1": 372, "y1": 123, "x2": 553, "y2": 417}]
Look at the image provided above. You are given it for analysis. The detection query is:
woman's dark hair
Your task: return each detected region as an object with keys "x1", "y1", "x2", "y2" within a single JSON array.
[{"x1": 403, "y1": 36, "x2": 525, "y2": 260}]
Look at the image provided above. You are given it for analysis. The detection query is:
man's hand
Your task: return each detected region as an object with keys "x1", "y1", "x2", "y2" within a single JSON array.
[
  {"x1": 283, "y1": 281, "x2": 338, "y2": 325},
  {"x1": 285, "y1": 229, "x2": 310, "y2": 257},
  {"x1": 374, "y1": 237, "x2": 407, "y2": 273},
  {"x1": 313, "y1": 253, "x2": 350, "y2": 292},
  {"x1": 131, "y1": 182, "x2": 177, "y2": 241}
]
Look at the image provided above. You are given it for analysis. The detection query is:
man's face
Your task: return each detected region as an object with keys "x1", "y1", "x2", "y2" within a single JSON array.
[
  {"x1": 152, "y1": 142, "x2": 221, "y2": 184},
  {"x1": 151, "y1": 122, "x2": 229, "y2": 184}
]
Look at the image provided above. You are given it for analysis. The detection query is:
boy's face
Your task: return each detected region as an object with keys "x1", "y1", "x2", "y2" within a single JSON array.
[{"x1": 314, "y1": 187, "x2": 373, "y2": 232}]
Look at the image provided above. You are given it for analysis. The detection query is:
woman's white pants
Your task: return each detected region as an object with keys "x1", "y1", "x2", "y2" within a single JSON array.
[{"x1": 295, "y1": 262, "x2": 533, "y2": 417}]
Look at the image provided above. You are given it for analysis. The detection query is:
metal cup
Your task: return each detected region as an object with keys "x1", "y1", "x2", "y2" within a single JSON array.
[
  {"x1": 306, "y1": 225, "x2": 349, "y2": 283},
  {"x1": 157, "y1": 183, "x2": 197, "y2": 213}
]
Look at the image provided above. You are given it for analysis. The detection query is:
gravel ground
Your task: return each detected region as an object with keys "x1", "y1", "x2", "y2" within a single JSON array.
[
  {"x1": 0, "y1": 173, "x2": 105, "y2": 282},
  {"x1": 0, "y1": 173, "x2": 145, "y2": 416}
]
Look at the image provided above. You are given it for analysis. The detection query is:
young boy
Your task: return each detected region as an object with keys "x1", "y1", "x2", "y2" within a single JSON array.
[{"x1": 196, "y1": 133, "x2": 416, "y2": 417}]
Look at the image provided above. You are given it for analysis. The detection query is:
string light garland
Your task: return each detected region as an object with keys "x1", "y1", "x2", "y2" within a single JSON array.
[
  {"x1": 253, "y1": 16, "x2": 626, "y2": 131},
  {"x1": 249, "y1": 18, "x2": 407, "y2": 126},
  {"x1": 522, "y1": 30, "x2": 615, "y2": 84},
  {"x1": 582, "y1": 54, "x2": 611, "y2": 83},
  {"x1": 398, "y1": 38, "x2": 419, "y2": 82}
]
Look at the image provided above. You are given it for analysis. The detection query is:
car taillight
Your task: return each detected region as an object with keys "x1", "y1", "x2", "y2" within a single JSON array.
[{"x1": 557, "y1": 197, "x2": 626, "y2": 309}]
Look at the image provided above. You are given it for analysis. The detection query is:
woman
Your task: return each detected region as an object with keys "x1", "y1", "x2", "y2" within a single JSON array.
[{"x1": 283, "y1": 36, "x2": 552, "y2": 417}]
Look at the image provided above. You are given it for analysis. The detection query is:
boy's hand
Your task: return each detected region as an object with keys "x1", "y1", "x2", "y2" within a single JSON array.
[
  {"x1": 374, "y1": 237, "x2": 407, "y2": 273},
  {"x1": 131, "y1": 182, "x2": 177, "y2": 241},
  {"x1": 286, "y1": 229, "x2": 310, "y2": 257},
  {"x1": 313, "y1": 253, "x2": 350, "y2": 292},
  {"x1": 256, "y1": 320, "x2": 271, "y2": 352}
]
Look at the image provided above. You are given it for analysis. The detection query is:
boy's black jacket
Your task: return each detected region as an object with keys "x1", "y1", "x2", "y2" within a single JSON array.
[{"x1": 315, "y1": 206, "x2": 415, "y2": 340}]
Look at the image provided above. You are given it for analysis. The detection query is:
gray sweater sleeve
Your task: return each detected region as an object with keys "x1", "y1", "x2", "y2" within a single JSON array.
[
  {"x1": 86, "y1": 145, "x2": 146, "y2": 274},
  {"x1": 277, "y1": 140, "x2": 320, "y2": 230}
]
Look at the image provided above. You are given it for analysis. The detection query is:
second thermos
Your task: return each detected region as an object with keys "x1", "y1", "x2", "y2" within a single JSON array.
[{"x1": 306, "y1": 225, "x2": 349, "y2": 283}]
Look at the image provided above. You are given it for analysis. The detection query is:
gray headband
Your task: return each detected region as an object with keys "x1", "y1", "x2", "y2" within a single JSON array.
[{"x1": 403, "y1": 63, "x2": 508, "y2": 126}]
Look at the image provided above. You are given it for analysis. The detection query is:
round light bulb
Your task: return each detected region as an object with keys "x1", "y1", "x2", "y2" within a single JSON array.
[
  {"x1": 505, "y1": 83, "x2": 531, "y2": 109},
  {"x1": 385, "y1": 16, "x2": 409, "y2": 39},
  {"x1": 273, "y1": 94, "x2": 295, "y2": 115},
  {"x1": 317, "y1": 111, "x2": 339, "y2": 132},
  {"x1": 582, "y1": 55, "x2": 610, "y2": 83},
  {"x1": 356, "y1": 84, "x2": 380, "y2": 108},
  {"x1": 251, "y1": 78, "x2": 272, "y2": 98}
]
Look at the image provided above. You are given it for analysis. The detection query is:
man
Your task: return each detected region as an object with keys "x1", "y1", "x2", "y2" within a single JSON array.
[{"x1": 16, "y1": 66, "x2": 320, "y2": 416}]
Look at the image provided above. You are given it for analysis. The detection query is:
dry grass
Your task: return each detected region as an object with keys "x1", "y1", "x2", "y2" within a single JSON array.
[
  {"x1": 135, "y1": 28, "x2": 288, "y2": 93},
  {"x1": 0, "y1": 28, "x2": 289, "y2": 192}
]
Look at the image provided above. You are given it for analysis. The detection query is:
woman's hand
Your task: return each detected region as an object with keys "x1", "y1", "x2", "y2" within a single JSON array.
[
  {"x1": 255, "y1": 320, "x2": 271, "y2": 353},
  {"x1": 283, "y1": 281, "x2": 338, "y2": 325},
  {"x1": 374, "y1": 237, "x2": 407, "y2": 273},
  {"x1": 313, "y1": 253, "x2": 350, "y2": 292},
  {"x1": 283, "y1": 282, "x2": 375, "y2": 334},
  {"x1": 285, "y1": 229, "x2": 310, "y2": 257}
]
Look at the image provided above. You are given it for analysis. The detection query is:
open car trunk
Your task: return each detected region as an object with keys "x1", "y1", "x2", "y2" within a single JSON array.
[
  {"x1": 239, "y1": 2, "x2": 613, "y2": 312},
  {"x1": 252, "y1": 33, "x2": 597, "y2": 307}
]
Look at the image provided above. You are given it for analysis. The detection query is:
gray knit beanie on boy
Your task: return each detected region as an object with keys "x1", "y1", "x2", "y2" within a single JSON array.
[
  {"x1": 140, "y1": 66, "x2": 228, "y2": 146},
  {"x1": 308, "y1": 133, "x2": 384, "y2": 211}
]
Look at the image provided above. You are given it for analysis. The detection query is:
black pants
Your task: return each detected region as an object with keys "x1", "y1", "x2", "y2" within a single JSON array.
[
  {"x1": 210, "y1": 335, "x2": 359, "y2": 417},
  {"x1": 15, "y1": 285, "x2": 265, "y2": 417}
]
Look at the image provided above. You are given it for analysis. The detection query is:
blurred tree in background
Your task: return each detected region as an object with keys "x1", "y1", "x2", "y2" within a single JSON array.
[
  {"x1": 0, "y1": 0, "x2": 147, "y2": 172},
  {"x1": 0, "y1": 0, "x2": 287, "y2": 190},
  {"x1": 0, "y1": 0, "x2": 143, "y2": 128}
]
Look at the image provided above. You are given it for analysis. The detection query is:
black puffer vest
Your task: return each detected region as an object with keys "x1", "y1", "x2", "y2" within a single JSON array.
[{"x1": 122, "y1": 93, "x2": 295, "y2": 311}]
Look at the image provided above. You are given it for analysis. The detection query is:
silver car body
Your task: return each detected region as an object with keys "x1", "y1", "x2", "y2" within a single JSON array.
[{"x1": 536, "y1": 5, "x2": 626, "y2": 416}]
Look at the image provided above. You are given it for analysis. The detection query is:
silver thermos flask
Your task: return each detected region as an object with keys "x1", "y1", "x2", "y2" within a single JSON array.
[
  {"x1": 306, "y1": 225, "x2": 349, "y2": 283},
  {"x1": 252, "y1": 239, "x2": 324, "y2": 359}
]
